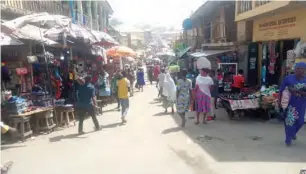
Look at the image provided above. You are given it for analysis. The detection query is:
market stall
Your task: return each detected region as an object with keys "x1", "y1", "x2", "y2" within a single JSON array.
[{"x1": 219, "y1": 91, "x2": 260, "y2": 120}]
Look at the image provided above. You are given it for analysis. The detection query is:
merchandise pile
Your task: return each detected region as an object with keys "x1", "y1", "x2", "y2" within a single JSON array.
[
  {"x1": 260, "y1": 85, "x2": 279, "y2": 109},
  {"x1": 31, "y1": 85, "x2": 53, "y2": 107},
  {"x1": 2, "y1": 96, "x2": 29, "y2": 114}
]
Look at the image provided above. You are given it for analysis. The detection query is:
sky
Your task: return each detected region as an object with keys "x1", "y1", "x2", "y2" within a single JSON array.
[{"x1": 108, "y1": 0, "x2": 205, "y2": 29}]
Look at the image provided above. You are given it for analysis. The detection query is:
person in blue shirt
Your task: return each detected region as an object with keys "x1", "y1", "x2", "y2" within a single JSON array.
[{"x1": 76, "y1": 75, "x2": 100, "y2": 134}]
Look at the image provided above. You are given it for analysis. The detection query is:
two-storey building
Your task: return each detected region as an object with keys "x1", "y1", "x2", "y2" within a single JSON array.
[
  {"x1": 236, "y1": 0, "x2": 306, "y2": 86},
  {"x1": 0, "y1": 0, "x2": 113, "y2": 32}
]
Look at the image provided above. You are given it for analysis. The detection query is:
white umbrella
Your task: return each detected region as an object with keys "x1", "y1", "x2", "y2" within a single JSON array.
[
  {"x1": 0, "y1": 32, "x2": 23, "y2": 46},
  {"x1": 91, "y1": 30, "x2": 118, "y2": 45},
  {"x1": 196, "y1": 57, "x2": 211, "y2": 70},
  {"x1": 153, "y1": 58, "x2": 161, "y2": 62},
  {"x1": 1, "y1": 13, "x2": 71, "y2": 34}
]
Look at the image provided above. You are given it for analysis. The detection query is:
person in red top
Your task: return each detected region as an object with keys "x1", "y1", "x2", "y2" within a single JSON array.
[
  {"x1": 153, "y1": 64, "x2": 161, "y2": 83},
  {"x1": 232, "y1": 69, "x2": 245, "y2": 93}
]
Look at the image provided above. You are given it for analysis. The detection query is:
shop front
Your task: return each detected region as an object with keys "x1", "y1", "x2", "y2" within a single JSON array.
[{"x1": 249, "y1": 8, "x2": 306, "y2": 87}]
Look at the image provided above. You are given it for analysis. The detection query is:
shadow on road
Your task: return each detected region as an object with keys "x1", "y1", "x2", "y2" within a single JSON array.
[
  {"x1": 102, "y1": 107, "x2": 120, "y2": 114},
  {"x1": 162, "y1": 127, "x2": 182, "y2": 134},
  {"x1": 149, "y1": 101, "x2": 160, "y2": 104},
  {"x1": 153, "y1": 112, "x2": 171, "y2": 116},
  {"x1": 102, "y1": 122, "x2": 123, "y2": 129},
  {"x1": 166, "y1": 109, "x2": 306, "y2": 163},
  {"x1": 1, "y1": 145, "x2": 27, "y2": 151}
]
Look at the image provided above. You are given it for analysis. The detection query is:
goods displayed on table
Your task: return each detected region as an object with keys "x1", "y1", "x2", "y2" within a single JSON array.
[
  {"x1": 2, "y1": 96, "x2": 29, "y2": 114},
  {"x1": 31, "y1": 85, "x2": 53, "y2": 107}
]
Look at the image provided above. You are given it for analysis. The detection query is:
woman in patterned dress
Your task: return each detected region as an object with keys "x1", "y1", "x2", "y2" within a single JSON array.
[
  {"x1": 194, "y1": 68, "x2": 214, "y2": 124},
  {"x1": 176, "y1": 70, "x2": 192, "y2": 127},
  {"x1": 279, "y1": 62, "x2": 306, "y2": 146}
]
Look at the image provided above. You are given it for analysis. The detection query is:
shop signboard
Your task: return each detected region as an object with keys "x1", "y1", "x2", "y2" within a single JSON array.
[{"x1": 253, "y1": 9, "x2": 306, "y2": 42}]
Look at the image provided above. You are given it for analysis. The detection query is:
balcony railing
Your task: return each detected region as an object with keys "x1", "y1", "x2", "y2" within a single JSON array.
[
  {"x1": 237, "y1": 0, "x2": 271, "y2": 14},
  {"x1": 255, "y1": 0, "x2": 270, "y2": 7},
  {"x1": 92, "y1": 19, "x2": 99, "y2": 31},
  {"x1": 237, "y1": 1, "x2": 252, "y2": 14},
  {"x1": 1, "y1": 1, "x2": 64, "y2": 16},
  {"x1": 185, "y1": 21, "x2": 237, "y2": 48}
]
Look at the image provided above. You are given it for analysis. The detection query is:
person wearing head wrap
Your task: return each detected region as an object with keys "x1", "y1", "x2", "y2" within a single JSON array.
[
  {"x1": 279, "y1": 62, "x2": 306, "y2": 146},
  {"x1": 162, "y1": 72, "x2": 176, "y2": 113}
]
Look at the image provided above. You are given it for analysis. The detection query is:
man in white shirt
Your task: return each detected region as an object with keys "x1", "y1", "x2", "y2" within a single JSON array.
[{"x1": 157, "y1": 69, "x2": 166, "y2": 97}]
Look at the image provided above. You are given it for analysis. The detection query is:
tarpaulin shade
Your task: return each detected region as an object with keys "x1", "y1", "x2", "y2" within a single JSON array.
[{"x1": 0, "y1": 32, "x2": 23, "y2": 46}]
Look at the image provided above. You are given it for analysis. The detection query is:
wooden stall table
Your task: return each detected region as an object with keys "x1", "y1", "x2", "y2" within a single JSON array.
[
  {"x1": 9, "y1": 107, "x2": 55, "y2": 138},
  {"x1": 54, "y1": 105, "x2": 76, "y2": 127}
]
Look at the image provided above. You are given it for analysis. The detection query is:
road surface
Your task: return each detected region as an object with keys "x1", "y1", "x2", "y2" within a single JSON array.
[{"x1": 2, "y1": 84, "x2": 306, "y2": 174}]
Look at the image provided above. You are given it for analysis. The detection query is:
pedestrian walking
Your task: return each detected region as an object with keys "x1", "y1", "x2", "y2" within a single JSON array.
[
  {"x1": 117, "y1": 71, "x2": 130, "y2": 123},
  {"x1": 76, "y1": 75, "x2": 100, "y2": 134},
  {"x1": 162, "y1": 72, "x2": 176, "y2": 114},
  {"x1": 157, "y1": 69, "x2": 166, "y2": 97},
  {"x1": 126, "y1": 68, "x2": 135, "y2": 96},
  {"x1": 209, "y1": 70, "x2": 219, "y2": 120},
  {"x1": 148, "y1": 66, "x2": 154, "y2": 85},
  {"x1": 153, "y1": 64, "x2": 161, "y2": 84},
  {"x1": 278, "y1": 62, "x2": 306, "y2": 146},
  {"x1": 111, "y1": 71, "x2": 120, "y2": 110},
  {"x1": 194, "y1": 68, "x2": 214, "y2": 124},
  {"x1": 136, "y1": 68, "x2": 145, "y2": 92},
  {"x1": 176, "y1": 70, "x2": 192, "y2": 127}
]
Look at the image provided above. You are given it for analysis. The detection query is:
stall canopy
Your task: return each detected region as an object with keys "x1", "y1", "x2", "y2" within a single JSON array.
[
  {"x1": 177, "y1": 46, "x2": 191, "y2": 58},
  {"x1": 190, "y1": 50, "x2": 234, "y2": 59},
  {"x1": 1, "y1": 13, "x2": 118, "y2": 47},
  {"x1": 0, "y1": 32, "x2": 23, "y2": 46},
  {"x1": 107, "y1": 46, "x2": 136, "y2": 57},
  {"x1": 11, "y1": 24, "x2": 61, "y2": 46}
]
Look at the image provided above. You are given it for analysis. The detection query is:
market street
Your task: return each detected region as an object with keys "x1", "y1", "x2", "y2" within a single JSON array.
[{"x1": 1, "y1": 84, "x2": 306, "y2": 174}]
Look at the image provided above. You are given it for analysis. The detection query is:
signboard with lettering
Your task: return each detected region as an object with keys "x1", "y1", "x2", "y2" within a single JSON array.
[
  {"x1": 228, "y1": 98, "x2": 259, "y2": 110},
  {"x1": 253, "y1": 9, "x2": 306, "y2": 42}
]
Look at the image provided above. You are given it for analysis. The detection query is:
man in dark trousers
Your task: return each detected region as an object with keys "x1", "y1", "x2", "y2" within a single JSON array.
[{"x1": 76, "y1": 75, "x2": 100, "y2": 134}]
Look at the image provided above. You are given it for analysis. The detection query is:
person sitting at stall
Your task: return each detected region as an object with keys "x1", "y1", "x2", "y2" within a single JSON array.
[{"x1": 231, "y1": 69, "x2": 245, "y2": 93}]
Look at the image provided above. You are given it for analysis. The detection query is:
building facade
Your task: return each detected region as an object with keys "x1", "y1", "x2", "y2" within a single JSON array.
[
  {"x1": 235, "y1": 0, "x2": 306, "y2": 86},
  {"x1": 184, "y1": 1, "x2": 237, "y2": 51},
  {"x1": 0, "y1": 0, "x2": 113, "y2": 32}
]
